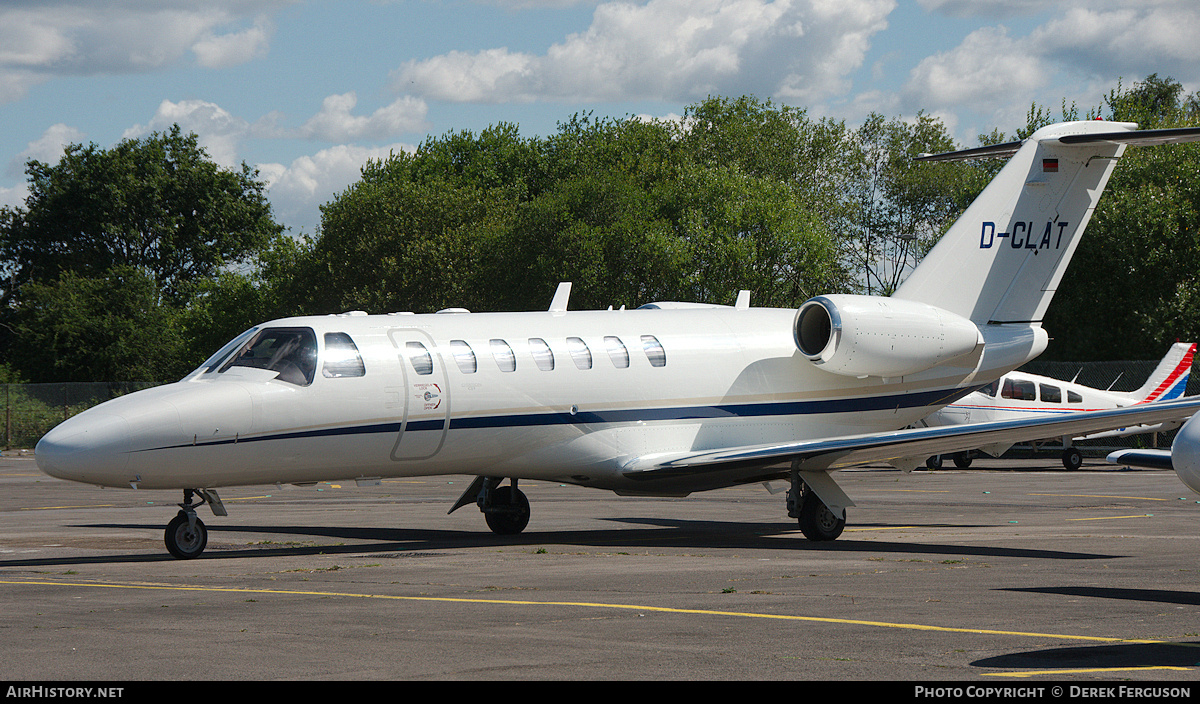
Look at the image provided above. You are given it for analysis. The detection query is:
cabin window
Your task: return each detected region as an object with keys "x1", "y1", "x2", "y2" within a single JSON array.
[
  {"x1": 1039, "y1": 384, "x2": 1062, "y2": 403},
  {"x1": 322, "y1": 333, "x2": 366, "y2": 378},
  {"x1": 1068, "y1": 390, "x2": 1083, "y2": 403},
  {"x1": 451, "y1": 340, "x2": 477, "y2": 374},
  {"x1": 529, "y1": 338, "x2": 555, "y2": 371},
  {"x1": 567, "y1": 337, "x2": 592, "y2": 370},
  {"x1": 491, "y1": 339, "x2": 516, "y2": 372},
  {"x1": 1001, "y1": 378, "x2": 1035, "y2": 401},
  {"x1": 605, "y1": 336, "x2": 630, "y2": 368},
  {"x1": 405, "y1": 341, "x2": 434, "y2": 376},
  {"x1": 221, "y1": 327, "x2": 317, "y2": 386},
  {"x1": 979, "y1": 380, "x2": 998, "y2": 397},
  {"x1": 641, "y1": 335, "x2": 667, "y2": 367}
]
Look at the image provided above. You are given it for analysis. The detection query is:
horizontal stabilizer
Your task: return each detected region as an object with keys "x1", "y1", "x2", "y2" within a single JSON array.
[
  {"x1": 915, "y1": 126, "x2": 1200, "y2": 163},
  {"x1": 1107, "y1": 448, "x2": 1174, "y2": 471}
]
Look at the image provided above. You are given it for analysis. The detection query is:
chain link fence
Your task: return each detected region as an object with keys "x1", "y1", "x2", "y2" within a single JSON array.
[
  {"x1": 3, "y1": 382, "x2": 161, "y2": 449},
  {"x1": 1017, "y1": 356, "x2": 1200, "y2": 455}
]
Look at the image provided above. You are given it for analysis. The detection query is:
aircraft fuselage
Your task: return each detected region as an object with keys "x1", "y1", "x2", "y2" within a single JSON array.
[{"x1": 35, "y1": 305, "x2": 1043, "y2": 495}]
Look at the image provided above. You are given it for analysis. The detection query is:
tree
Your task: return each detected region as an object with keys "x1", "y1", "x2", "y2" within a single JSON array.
[
  {"x1": 1040, "y1": 75, "x2": 1200, "y2": 360},
  {"x1": 8, "y1": 266, "x2": 185, "y2": 382},
  {"x1": 844, "y1": 112, "x2": 982, "y2": 295},
  {"x1": 285, "y1": 101, "x2": 846, "y2": 317},
  {"x1": 0, "y1": 125, "x2": 284, "y2": 381},
  {"x1": 0, "y1": 124, "x2": 281, "y2": 309}
]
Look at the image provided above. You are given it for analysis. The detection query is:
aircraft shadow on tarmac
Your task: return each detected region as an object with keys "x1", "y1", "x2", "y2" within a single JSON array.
[
  {"x1": 973, "y1": 587, "x2": 1200, "y2": 673},
  {"x1": 973, "y1": 641, "x2": 1200, "y2": 671},
  {"x1": 1003, "y1": 585, "x2": 1200, "y2": 607},
  {"x1": 0, "y1": 515, "x2": 1121, "y2": 567}
]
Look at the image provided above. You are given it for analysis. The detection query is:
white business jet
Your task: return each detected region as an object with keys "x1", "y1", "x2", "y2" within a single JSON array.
[
  {"x1": 34, "y1": 121, "x2": 1200, "y2": 558},
  {"x1": 922, "y1": 342, "x2": 1194, "y2": 470}
]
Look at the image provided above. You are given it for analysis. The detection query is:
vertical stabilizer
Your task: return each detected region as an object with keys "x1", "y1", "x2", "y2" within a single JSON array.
[
  {"x1": 894, "y1": 121, "x2": 1142, "y2": 324},
  {"x1": 1119, "y1": 342, "x2": 1196, "y2": 404}
]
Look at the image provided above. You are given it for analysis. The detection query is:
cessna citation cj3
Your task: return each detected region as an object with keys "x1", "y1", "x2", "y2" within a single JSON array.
[{"x1": 34, "y1": 120, "x2": 1200, "y2": 558}]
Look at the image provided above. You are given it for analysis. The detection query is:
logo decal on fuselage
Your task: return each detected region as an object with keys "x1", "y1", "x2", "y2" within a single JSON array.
[{"x1": 980, "y1": 221, "x2": 1070, "y2": 250}]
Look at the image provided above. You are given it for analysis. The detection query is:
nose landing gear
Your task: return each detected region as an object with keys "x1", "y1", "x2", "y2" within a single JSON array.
[{"x1": 164, "y1": 488, "x2": 225, "y2": 559}]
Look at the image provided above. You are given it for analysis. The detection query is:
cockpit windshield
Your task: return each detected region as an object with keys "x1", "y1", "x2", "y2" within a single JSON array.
[
  {"x1": 219, "y1": 327, "x2": 318, "y2": 386},
  {"x1": 182, "y1": 327, "x2": 259, "y2": 381}
]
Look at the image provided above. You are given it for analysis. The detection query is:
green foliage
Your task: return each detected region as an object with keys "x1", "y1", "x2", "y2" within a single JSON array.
[
  {"x1": 6, "y1": 78, "x2": 1194, "y2": 383},
  {"x1": 0, "y1": 125, "x2": 285, "y2": 382},
  {"x1": 0, "y1": 125, "x2": 281, "y2": 307},
  {"x1": 285, "y1": 97, "x2": 850, "y2": 316},
  {"x1": 1040, "y1": 74, "x2": 1200, "y2": 360},
  {"x1": 9, "y1": 265, "x2": 186, "y2": 382},
  {"x1": 844, "y1": 111, "x2": 985, "y2": 294}
]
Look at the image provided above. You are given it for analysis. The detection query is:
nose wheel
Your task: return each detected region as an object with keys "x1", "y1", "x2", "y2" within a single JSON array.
[
  {"x1": 165, "y1": 511, "x2": 208, "y2": 559},
  {"x1": 163, "y1": 488, "x2": 224, "y2": 559}
]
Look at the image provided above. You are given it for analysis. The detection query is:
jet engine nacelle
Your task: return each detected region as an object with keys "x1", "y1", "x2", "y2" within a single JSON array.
[{"x1": 794, "y1": 294, "x2": 983, "y2": 378}]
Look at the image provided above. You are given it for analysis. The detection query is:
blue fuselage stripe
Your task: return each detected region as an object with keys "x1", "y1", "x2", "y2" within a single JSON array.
[{"x1": 148, "y1": 386, "x2": 976, "y2": 451}]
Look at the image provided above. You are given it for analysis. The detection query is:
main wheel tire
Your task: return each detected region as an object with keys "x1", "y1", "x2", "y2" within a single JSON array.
[
  {"x1": 1062, "y1": 447, "x2": 1083, "y2": 471},
  {"x1": 953, "y1": 451, "x2": 973, "y2": 468},
  {"x1": 797, "y1": 491, "x2": 845, "y2": 541},
  {"x1": 165, "y1": 512, "x2": 207, "y2": 559},
  {"x1": 925, "y1": 455, "x2": 943, "y2": 470},
  {"x1": 484, "y1": 486, "x2": 531, "y2": 535}
]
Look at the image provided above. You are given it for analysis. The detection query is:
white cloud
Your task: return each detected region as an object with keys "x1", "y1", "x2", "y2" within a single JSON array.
[
  {"x1": 900, "y1": 1, "x2": 1200, "y2": 131},
  {"x1": 258, "y1": 143, "x2": 415, "y2": 234},
  {"x1": 0, "y1": 2, "x2": 287, "y2": 103},
  {"x1": 299, "y1": 93, "x2": 429, "y2": 142},
  {"x1": 393, "y1": 0, "x2": 896, "y2": 104},
  {"x1": 915, "y1": 0, "x2": 1054, "y2": 18},
  {"x1": 123, "y1": 99, "x2": 252, "y2": 168},
  {"x1": 904, "y1": 26, "x2": 1044, "y2": 108},
  {"x1": 1032, "y1": 5, "x2": 1200, "y2": 78},
  {"x1": 6, "y1": 123, "x2": 86, "y2": 177},
  {"x1": 112, "y1": 95, "x2": 428, "y2": 232},
  {"x1": 192, "y1": 15, "x2": 274, "y2": 69}
]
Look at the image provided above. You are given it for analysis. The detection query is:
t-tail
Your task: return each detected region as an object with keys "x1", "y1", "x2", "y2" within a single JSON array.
[{"x1": 894, "y1": 122, "x2": 1200, "y2": 326}]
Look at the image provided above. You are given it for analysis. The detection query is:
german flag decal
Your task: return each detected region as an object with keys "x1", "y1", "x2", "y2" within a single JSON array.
[{"x1": 1043, "y1": 158, "x2": 1059, "y2": 172}]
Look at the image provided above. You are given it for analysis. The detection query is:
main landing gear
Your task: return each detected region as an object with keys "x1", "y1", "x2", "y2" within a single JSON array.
[
  {"x1": 164, "y1": 488, "x2": 226, "y2": 559},
  {"x1": 787, "y1": 473, "x2": 846, "y2": 542},
  {"x1": 449, "y1": 476, "x2": 531, "y2": 535}
]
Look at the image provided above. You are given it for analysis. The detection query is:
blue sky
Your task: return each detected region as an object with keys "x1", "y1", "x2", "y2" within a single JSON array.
[{"x1": 2, "y1": 0, "x2": 1198, "y2": 236}]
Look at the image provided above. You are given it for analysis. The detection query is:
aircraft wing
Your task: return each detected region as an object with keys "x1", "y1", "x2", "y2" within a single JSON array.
[{"x1": 620, "y1": 397, "x2": 1200, "y2": 487}]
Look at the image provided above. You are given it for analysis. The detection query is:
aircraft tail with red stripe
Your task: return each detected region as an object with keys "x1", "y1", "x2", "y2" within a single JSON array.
[{"x1": 1120, "y1": 342, "x2": 1195, "y2": 404}]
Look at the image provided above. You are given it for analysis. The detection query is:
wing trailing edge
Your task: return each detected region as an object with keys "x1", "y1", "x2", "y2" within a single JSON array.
[{"x1": 621, "y1": 397, "x2": 1200, "y2": 484}]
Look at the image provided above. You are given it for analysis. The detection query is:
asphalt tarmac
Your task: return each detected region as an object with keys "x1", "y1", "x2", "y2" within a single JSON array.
[{"x1": 3, "y1": 450, "x2": 1200, "y2": 686}]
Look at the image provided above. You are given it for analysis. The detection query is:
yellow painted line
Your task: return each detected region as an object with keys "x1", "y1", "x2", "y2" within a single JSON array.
[
  {"x1": 2, "y1": 578, "x2": 1195, "y2": 650},
  {"x1": 845, "y1": 526, "x2": 919, "y2": 532},
  {"x1": 1031, "y1": 493, "x2": 1168, "y2": 501},
  {"x1": 20, "y1": 504, "x2": 118, "y2": 510},
  {"x1": 1066, "y1": 514, "x2": 1153, "y2": 522},
  {"x1": 986, "y1": 666, "x2": 1193, "y2": 678},
  {"x1": 883, "y1": 489, "x2": 950, "y2": 493}
]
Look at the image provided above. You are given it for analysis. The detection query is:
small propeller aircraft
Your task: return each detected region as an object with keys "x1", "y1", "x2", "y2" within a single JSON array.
[
  {"x1": 922, "y1": 342, "x2": 1194, "y2": 470},
  {"x1": 34, "y1": 120, "x2": 1200, "y2": 558}
]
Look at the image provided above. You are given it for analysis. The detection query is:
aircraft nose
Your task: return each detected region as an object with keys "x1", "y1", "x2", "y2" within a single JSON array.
[{"x1": 35, "y1": 411, "x2": 131, "y2": 486}]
